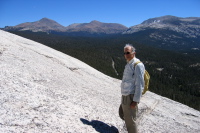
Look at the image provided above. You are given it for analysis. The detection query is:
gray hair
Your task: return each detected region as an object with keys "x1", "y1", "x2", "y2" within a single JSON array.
[{"x1": 124, "y1": 44, "x2": 136, "y2": 53}]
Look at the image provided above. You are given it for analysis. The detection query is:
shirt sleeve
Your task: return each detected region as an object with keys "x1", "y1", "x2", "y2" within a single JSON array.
[{"x1": 133, "y1": 63, "x2": 145, "y2": 102}]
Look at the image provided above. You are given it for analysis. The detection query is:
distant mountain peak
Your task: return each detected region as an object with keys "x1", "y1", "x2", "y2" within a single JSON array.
[
  {"x1": 124, "y1": 15, "x2": 200, "y2": 35},
  {"x1": 65, "y1": 20, "x2": 128, "y2": 34},
  {"x1": 38, "y1": 17, "x2": 53, "y2": 22},
  {"x1": 37, "y1": 17, "x2": 60, "y2": 25},
  {"x1": 90, "y1": 20, "x2": 102, "y2": 24},
  {"x1": 141, "y1": 15, "x2": 180, "y2": 25},
  {"x1": 2, "y1": 17, "x2": 66, "y2": 32}
]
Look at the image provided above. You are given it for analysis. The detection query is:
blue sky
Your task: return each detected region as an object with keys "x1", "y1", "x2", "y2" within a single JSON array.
[{"x1": 0, "y1": 0, "x2": 200, "y2": 28}]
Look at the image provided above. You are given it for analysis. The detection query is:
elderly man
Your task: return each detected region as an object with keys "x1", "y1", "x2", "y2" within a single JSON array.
[{"x1": 119, "y1": 44, "x2": 145, "y2": 133}]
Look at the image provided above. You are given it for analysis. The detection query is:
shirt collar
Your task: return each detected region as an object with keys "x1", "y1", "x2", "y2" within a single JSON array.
[{"x1": 127, "y1": 57, "x2": 135, "y2": 64}]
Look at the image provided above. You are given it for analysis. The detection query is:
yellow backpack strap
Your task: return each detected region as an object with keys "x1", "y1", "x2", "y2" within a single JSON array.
[{"x1": 134, "y1": 61, "x2": 141, "y2": 68}]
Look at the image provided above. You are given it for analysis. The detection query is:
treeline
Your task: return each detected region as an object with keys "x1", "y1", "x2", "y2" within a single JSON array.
[{"x1": 9, "y1": 31, "x2": 200, "y2": 111}]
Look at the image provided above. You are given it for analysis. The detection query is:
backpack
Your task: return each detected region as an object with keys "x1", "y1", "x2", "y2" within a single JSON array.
[{"x1": 134, "y1": 61, "x2": 150, "y2": 95}]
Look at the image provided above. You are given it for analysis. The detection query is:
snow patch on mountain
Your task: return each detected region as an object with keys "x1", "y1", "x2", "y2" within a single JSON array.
[{"x1": 123, "y1": 16, "x2": 200, "y2": 38}]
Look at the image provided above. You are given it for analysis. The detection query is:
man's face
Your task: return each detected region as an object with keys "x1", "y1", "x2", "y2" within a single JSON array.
[{"x1": 124, "y1": 47, "x2": 135, "y2": 61}]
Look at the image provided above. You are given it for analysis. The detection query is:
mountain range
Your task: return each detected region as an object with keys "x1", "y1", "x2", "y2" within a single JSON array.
[
  {"x1": 3, "y1": 18, "x2": 128, "y2": 34},
  {"x1": 2, "y1": 15, "x2": 200, "y2": 52},
  {"x1": 123, "y1": 15, "x2": 200, "y2": 52},
  {"x1": 1, "y1": 30, "x2": 200, "y2": 132},
  {"x1": 2, "y1": 15, "x2": 200, "y2": 37},
  {"x1": 124, "y1": 15, "x2": 200, "y2": 37}
]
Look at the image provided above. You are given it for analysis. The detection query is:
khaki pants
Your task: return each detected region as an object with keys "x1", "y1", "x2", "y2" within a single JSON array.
[{"x1": 119, "y1": 94, "x2": 138, "y2": 133}]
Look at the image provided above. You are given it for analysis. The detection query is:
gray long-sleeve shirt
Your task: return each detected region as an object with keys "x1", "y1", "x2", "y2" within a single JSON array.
[{"x1": 121, "y1": 57, "x2": 145, "y2": 102}]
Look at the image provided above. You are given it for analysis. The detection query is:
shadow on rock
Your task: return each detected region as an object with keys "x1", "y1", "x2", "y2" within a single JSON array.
[{"x1": 80, "y1": 118, "x2": 119, "y2": 133}]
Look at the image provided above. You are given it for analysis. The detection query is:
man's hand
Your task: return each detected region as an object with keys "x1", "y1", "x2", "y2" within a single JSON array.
[{"x1": 130, "y1": 101, "x2": 137, "y2": 109}]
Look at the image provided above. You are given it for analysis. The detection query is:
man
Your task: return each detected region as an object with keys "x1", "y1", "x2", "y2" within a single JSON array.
[{"x1": 119, "y1": 44, "x2": 145, "y2": 133}]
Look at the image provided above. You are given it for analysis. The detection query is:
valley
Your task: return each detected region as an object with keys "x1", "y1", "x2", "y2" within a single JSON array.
[{"x1": 8, "y1": 30, "x2": 200, "y2": 111}]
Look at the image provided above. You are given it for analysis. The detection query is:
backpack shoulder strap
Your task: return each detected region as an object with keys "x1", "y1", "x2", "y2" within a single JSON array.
[{"x1": 134, "y1": 61, "x2": 142, "y2": 68}]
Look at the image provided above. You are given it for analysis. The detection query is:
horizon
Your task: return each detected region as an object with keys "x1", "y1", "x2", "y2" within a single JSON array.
[
  {"x1": 0, "y1": 0, "x2": 200, "y2": 28},
  {"x1": 1, "y1": 15, "x2": 200, "y2": 28}
]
